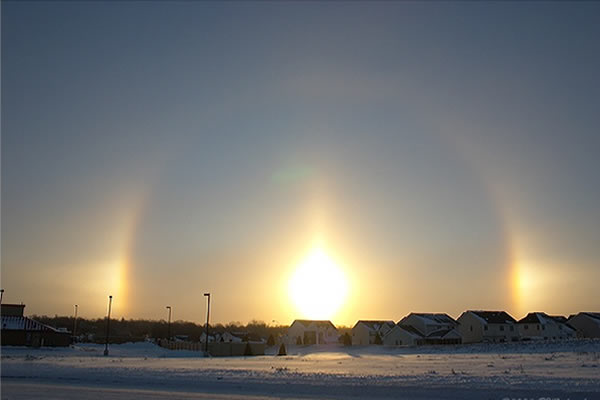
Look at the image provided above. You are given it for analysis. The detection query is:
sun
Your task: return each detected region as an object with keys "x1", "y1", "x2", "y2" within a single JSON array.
[{"x1": 288, "y1": 247, "x2": 349, "y2": 320}]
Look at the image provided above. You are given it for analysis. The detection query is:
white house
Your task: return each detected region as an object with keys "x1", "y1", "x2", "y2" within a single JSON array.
[
  {"x1": 286, "y1": 320, "x2": 338, "y2": 345},
  {"x1": 217, "y1": 332, "x2": 244, "y2": 343},
  {"x1": 517, "y1": 312, "x2": 576, "y2": 341},
  {"x1": 351, "y1": 320, "x2": 395, "y2": 345},
  {"x1": 382, "y1": 325, "x2": 424, "y2": 346},
  {"x1": 398, "y1": 313, "x2": 462, "y2": 345},
  {"x1": 199, "y1": 332, "x2": 217, "y2": 343},
  {"x1": 424, "y1": 328, "x2": 462, "y2": 345},
  {"x1": 457, "y1": 310, "x2": 519, "y2": 344},
  {"x1": 399, "y1": 313, "x2": 457, "y2": 335},
  {"x1": 567, "y1": 312, "x2": 600, "y2": 338}
]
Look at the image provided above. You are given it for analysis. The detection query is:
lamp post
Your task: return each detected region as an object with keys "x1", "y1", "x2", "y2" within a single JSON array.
[
  {"x1": 104, "y1": 295, "x2": 112, "y2": 356},
  {"x1": 204, "y1": 293, "x2": 210, "y2": 353},
  {"x1": 73, "y1": 304, "x2": 78, "y2": 340},
  {"x1": 166, "y1": 306, "x2": 172, "y2": 341}
]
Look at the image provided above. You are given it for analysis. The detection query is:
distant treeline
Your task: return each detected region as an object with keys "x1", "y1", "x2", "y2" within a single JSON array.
[{"x1": 31, "y1": 315, "x2": 347, "y2": 344}]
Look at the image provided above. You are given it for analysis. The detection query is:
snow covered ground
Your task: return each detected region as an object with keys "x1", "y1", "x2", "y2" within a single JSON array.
[{"x1": 2, "y1": 340, "x2": 599, "y2": 399}]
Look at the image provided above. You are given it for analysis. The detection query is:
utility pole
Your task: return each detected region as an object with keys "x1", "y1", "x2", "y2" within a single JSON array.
[
  {"x1": 73, "y1": 304, "x2": 78, "y2": 341},
  {"x1": 166, "y1": 306, "x2": 172, "y2": 341},
  {"x1": 204, "y1": 293, "x2": 210, "y2": 354},
  {"x1": 104, "y1": 295, "x2": 112, "y2": 356}
]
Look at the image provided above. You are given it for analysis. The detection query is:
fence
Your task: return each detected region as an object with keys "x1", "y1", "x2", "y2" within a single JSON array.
[{"x1": 157, "y1": 339, "x2": 265, "y2": 356}]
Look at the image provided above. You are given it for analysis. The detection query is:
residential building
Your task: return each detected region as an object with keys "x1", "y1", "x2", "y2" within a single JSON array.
[
  {"x1": 199, "y1": 332, "x2": 217, "y2": 343},
  {"x1": 567, "y1": 312, "x2": 600, "y2": 338},
  {"x1": 457, "y1": 310, "x2": 519, "y2": 343},
  {"x1": 422, "y1": 328, "x2": 462, "y2": 345},
  {"x1": 286, "y1": 320, "x2": 338, "y2": 345},
  {"x1": 517, "y1": 312, "x2": 576, "y2": 340},
  {"x1": 382, "y1": 325, "x2": 424, "y2": 346},
  {"x1": 398, "y1": 313, "x2": 462, "y2": 344},
  {"x1": 399, "y1": 313, "x2": 458, "y2": 336},
  {"x1": 1, "y1": 304, "x2": 71, "y2": 347},
  {"x1": 351, "y1": 320, "x2": 395, "y2": 345}
]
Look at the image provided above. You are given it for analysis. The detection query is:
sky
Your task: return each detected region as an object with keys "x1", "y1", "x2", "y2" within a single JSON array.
[{"x1": 2, "y1": 2, "x2": 599, "y2": 326}]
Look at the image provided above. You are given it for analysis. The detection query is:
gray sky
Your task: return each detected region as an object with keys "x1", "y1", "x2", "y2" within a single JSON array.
[{"x1": 2, "y1": 2, "x2": 599, "y2": 325}]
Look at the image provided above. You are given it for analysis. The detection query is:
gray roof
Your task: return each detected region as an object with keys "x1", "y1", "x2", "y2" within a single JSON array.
[
  {"x1": 292, "y1": 320, "x2": 337, "y2": 330},
  {"x1": 426, "y1": 328, "x2": 460, "y2": 339},
  {"x1": 394, "y1": 325, "x2": 424, "y2": 337},
  {"x1": 404, "y1": 313, "x2": 457, "y2": 325},
  {"x1": 353, "y1": 320, "x2": 395, "y2": 331},
  {"x1": 582, "y1": 312, "x2": 600, "y2": 321},
  {"x1": 1, "y1": 315, "x2": 60, "y2": 332},
  {"x1": 518, "y1": 312, "x2": 546, "y2": 324},
  {"x1": 470, "y1": 311, "x2": 516, "y2": 324},
  {"x1": 547, "y1": 315, "x2": 568, "y2": 324}
]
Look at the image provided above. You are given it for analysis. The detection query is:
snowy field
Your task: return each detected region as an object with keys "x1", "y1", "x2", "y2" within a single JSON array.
[{"x1": 2, "y1": 341, "x2": 599, "y2": 399}]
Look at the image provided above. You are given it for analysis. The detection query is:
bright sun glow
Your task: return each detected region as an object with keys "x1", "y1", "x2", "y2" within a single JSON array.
[{"x1": 289, "y1": 247, "x2": 349, "y2": 320}]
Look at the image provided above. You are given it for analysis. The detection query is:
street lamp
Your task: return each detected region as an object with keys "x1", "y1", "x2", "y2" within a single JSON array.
[
  {"x1": 166, "y1": 306, "x2": 172, "y2": 341},
  {"x1": 204, "y1": 293, "x2": 210, "y2": 353},
  {"x1": 73, "y1": 304, "x2": 78, "y2": 340},
  {"x1": 104, "y1": 295, "x2": 113, "y2": 356}
]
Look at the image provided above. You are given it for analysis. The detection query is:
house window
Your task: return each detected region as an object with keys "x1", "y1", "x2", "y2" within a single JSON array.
[
  {"x1": 470, "y1": 325, "x2": 473, "y2": 332},
  {"x1": 542, "y1": 326, "x2": 545, "y2": 330},
  {"x1": 524, "y1": 325, "x2": 528, "y2": 330},
  {"x1": 537, "y1": 325, "x2": 540, "y2": 331},
  {"x1": 484, "y1": 326, "x2": 488, "y2": 331},
  {"x1": 510, "y1": 326, "x2": 514, "y2": 332},
  {"x1": 500, "y1": 326, "x2": 504, "y2": 331},
  {"x1": 559, "y1": 325, "x2": 562, "y2": 330}
]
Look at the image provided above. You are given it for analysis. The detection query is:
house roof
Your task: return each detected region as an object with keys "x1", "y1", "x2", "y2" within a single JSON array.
[
  {"x1": 353, "y1": 320, "x2": 395, "y2": 331},
  {"x1": 569, "y1": 312, "x2": 600, "y2": 328},
  {"x1": 518, "y1": 312, "x2": 571, "y2": 325},
  {"x1": 392, "y1": 325, "x2": 424, "y2": 338},
  {"x1": 469, "y1": 311, "x2": 516, "y2": 324},
  {"x1": 1, "y1": 315, "x2": 61, "y2": 332},
  {"x1": 582, "y1": 312, "x2": 600, "y2": 321},
  {"x1": 426, "y1": 328, "x2": 451, "y2": 338},
  {"x1": 427, "y1": 328, "x2": 461, "y2": 339},
  {"x1": 518, "y1": 312, "x2": 548, "y2": 324},
  {"x1": 1, "y1": 304, "x2": 26, "y2": 317},
  {"x1": 223, "y1": 331, "x2": 263, "y2": 342},
  {"x1": 404, "y1": 313, "x2": 457, "y2": 325},
  {"x1": 1, "y1": 304, "x2": 25, "y2": 309},
  {"x1": 292, "y1": 320, "x2": 337, "y2": 330},
  {"x1": 548, "y1": 315, "x2": 568, "y2": 324}
]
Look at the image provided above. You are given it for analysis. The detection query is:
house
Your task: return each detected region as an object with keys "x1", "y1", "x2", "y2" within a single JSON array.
[
  {"x1": 199, "y1": 332, "x2": 217, "y2": 343},
  {"x1": 351, "y1": 320, "x2": 395, "y2": 345},
  {"x1": 174, "y1": 335, "x2": 189, "y2": 342},
  {"x1": 218, "y1": 331, "x2": 264, "y2": 343},
  {"x1": 1, "y1": 304, "x2": 71, "y2": 347},
  {"x1": 517, "y1": 312, "x2": 576, "y2": 341},
  {"x1": 218, "y1": 332, "x2": 244, "y2": 343},
  {"x1": 400, "y1": 313, "x2": 460, "y2": 341},
  {"x1": 398, "y1": 313, "x2": 462, "y2": 345},
  {"x1": 399, "y1": 313, "x2": 457, "y2": 335},
  {"x1": 567, "y1": 312, "x2": 600, "y2": 338},
  {"x1": 286, "y1": 320, "x2": 338, "y2": 345},
  {"x1": 422, "y1": 328, "x2": 462, "y2": 345},
  {"x1": 457, "y1": 310, "x2": 519, "y2": 343},
  {"x1": 382, "y1": 325, "x2": 424, "y2": 346}
]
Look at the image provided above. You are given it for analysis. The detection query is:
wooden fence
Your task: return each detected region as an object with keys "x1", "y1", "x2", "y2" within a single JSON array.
[{"x1": 157, "y1": 339, "x2": 265, "y2": 356}]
